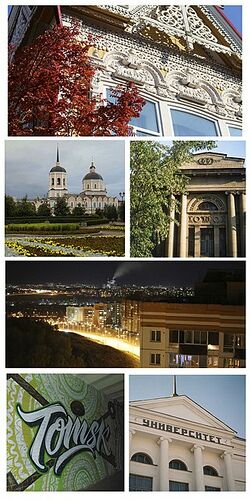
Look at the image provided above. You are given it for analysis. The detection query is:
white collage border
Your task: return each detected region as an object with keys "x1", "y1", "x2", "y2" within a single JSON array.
[{"x1": 0, "y1": 0, "x2": 249, "y2": 498}]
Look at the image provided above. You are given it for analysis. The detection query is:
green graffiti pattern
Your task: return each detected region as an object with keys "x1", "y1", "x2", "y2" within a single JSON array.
[{"x1": 7, "y1": 374, "x2": 116, "y2": 491}]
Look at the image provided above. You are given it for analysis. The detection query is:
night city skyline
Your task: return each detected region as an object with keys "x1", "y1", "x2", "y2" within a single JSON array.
[{"x1": 6, "y1": 260, "x2": 245, "y2": 287}]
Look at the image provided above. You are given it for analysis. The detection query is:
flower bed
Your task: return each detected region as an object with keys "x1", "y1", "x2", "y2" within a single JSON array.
[
  {"x1": 41, "y1": 236, "x2": 125, "y2": 256},
  {"x1": 5, "y1": 235, "x2": 125, "y2": 257}
]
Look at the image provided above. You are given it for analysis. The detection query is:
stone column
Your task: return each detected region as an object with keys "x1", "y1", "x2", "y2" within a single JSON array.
[
  {"x1": 158, "y1": 437, "x2": 172, "y2": 491},
  {"x1": 129, "y1": 430, "x2": 136, "y2": 458},
  {"x1": 240, "y1": 193, "x2": 246, "y2": 256},
  {"x1": 194, "y1": 225, "x2": 200, "y2": 257},
  {"x1": 214, "y1": 226, "x2": 220, "y2": 257},
  {"x1": 221, "y1": 452, "x2": 235, "y2": 491},
  {"x1": 191, "y1": 444, "x2": 205, "y2": 491},
  {"x1": 227, "y1": 193, "x2": 237, "y2": 257},
  {"x1": 179, "y1": 193, "x2": 187, "y2": 257},
  {"x1": 167, "y1": 194, "x2": 175, "y2": 257}
]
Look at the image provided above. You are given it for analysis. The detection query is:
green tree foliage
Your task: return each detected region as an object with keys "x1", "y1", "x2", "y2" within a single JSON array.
[
  {"x1": 54, "y1": 197, "x2": 70, "y2": 216},
  {"x1": 95, "y1": 208, "x2": 104, "y2": 217},
  {"x1": 118, "y1": 202, "x2": 125, "y2": 222},
  {"x1": 16, "y1": 196, "x2": 36, "y2": 217},
  {"x1": 37, "y1": 202, "x2": 51, "y2": 217},
  {"x1": 72, "y1": 205, "x2": 85, "y2": 216},
  {"x1": 5, "y1": 195, "x2": 17, "y2": 217},
  {"x1": 103, "y1": 205, "x2": 118, "y2": 221},
  {"x1": 130, "y1": 141, "x2": 216, "y2": 257}
]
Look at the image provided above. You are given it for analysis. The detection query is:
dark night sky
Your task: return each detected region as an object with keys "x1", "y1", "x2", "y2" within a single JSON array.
[{"x1": 6, "y1": 261, "x2": 245, "y2": 287}]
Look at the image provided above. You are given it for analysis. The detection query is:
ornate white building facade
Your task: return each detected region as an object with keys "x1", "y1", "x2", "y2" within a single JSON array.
[
  {"x1": 8, "y1": 5, "x2": 242, "y2": 137},
  {"x1": 32, "y1": 148, "x2": 119, "y2": 214},
  {"x1": 129, "y1": 390, "x2": 245, "y2": 491}
]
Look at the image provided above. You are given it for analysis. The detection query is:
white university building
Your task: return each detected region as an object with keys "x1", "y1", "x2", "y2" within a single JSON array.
[{"x1": 129, "y1": 388, "x2": 245, "y2": 491}]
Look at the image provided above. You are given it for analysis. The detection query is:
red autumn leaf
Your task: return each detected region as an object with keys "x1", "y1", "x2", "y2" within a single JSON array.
[{"x1": 8, "y1": 23, "x2": 145, "y2": 136}]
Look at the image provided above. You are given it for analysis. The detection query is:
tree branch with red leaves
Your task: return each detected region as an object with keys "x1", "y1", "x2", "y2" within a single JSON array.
[{"x1": 8, "y1": 23, "x2": 144, "y2": 136}]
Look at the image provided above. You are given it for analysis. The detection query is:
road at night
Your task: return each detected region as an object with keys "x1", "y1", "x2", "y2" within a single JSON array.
[{"x1": 58, "y1": 327, "x2": 140, "y2": 359}]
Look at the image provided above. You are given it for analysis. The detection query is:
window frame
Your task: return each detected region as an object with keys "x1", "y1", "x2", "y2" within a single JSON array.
[
  {"x1": 227, "y1": 125, "x2": 242, "y2": 136},
  {"x1": 104, "y1": 86, "x2": 162, "y2": 136},
  {"x1": 169, "y1": 480, "x2": 189, "y2": 491},
  {"x1": 203, "y1": 465, "x2": 219, "y2": 477},
  {"x1": 169, "y1": 459, "x2": 188, "y2": 471},
  {"x1": 131, "y1": 453, "x2": 153, "y2": 465},
  {"x1": 150, "y1": 330, "x2": 161, "y2": 342},
  {"x1": 129, "y1": 473, "x2": 153, "y2": 491},
  {"x1": 150, "y1": 353, "x2": 161, "y2": 365},
  {"x1": 169, "y1": 107, "x2": 220, "y2": 137}
]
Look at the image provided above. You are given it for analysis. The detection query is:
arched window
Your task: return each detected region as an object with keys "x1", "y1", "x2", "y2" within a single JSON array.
[
  {"x1": 198, "y1": 201, "x2": 218, "y2": 211},
  {"x1": 51, "y1": 178, "x2": 54, "y2": 186},
  {"x1": 169, "y1": 460, "x2": 187, "y2": 471},
  {"x1": 57, "y1": 178, "x2": 61, "y2": 186},
  {"x1": 203, "y1": 466, "x2": 218, "y2": 476},
  {"x1": 131, "y1": 453, "x2": 153, "y2": 465}
]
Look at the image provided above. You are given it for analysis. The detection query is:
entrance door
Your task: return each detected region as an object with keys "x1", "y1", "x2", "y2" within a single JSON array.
[{"x1": 200, "y1": 228, "x2": 214, "y2": 256}]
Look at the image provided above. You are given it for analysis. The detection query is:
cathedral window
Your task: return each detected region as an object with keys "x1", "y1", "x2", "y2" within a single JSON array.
[
  {"x1": 51, "y1": 178, "x2": 54, "y2": 185},
  {"x1": 57, "y1": 178, "x2": 61, "y2": 185},
  {"x1": 94, "y1": 184, "x2": 97, "y2": 188},
  {"x1": 63, "y1": 179, "x2": 65, "y2": 186},
  {"x1": 170, "y1": 109, "x2": 218, "y2": 136}
]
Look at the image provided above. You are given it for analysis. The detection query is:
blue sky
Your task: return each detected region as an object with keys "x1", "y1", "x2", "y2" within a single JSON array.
[
  {"x1": 223, "y1": 6, "x2": 242, "y2": 34},
  {"x1": 161, "y1": 140, "x2": 245, "y2": 159},
  {"x1": 129, "y1": 375, "x2": 245, "y2": 438}
]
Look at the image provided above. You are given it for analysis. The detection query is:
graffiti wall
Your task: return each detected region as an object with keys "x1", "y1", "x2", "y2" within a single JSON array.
[{"x1": 7, "y1": 373, "x2": 124, "y2": 491}]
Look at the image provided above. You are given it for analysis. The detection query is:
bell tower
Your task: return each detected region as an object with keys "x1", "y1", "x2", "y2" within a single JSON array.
[{"x1": 48, "y1": 146, "x2": 68, "y2": 198}]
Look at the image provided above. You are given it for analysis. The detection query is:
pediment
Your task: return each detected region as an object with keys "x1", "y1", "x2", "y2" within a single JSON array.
[
  {"x1": 130, "y1": 395, "x2": 235, "y2": 434},
  {"x1": 125, "y1": 5, "x2": 241, "y2": 67}
]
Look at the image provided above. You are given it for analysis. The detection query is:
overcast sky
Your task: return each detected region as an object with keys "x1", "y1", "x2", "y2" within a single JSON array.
[
  {"x1": 5, "y1": 140, "x2": 125, "y2": 198},
  {"x1": 130, "y1": 375, "x2": 245, "y2": 438}
]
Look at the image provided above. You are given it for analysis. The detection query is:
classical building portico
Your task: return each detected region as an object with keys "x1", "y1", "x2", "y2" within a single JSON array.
[
  {"x1": 129, "y1": 393, "x2": 245, "y2": 491},
  {"x1": 154, "y1": 152, "x2": 245, "y2": 258}
]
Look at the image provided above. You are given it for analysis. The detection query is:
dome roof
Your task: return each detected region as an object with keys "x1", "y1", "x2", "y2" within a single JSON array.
[
  {"x1": 83, "y1": 171, "x2": 103, "y2": 180},
  {"x1": 50, "y1": 165, "x2": 66, "y2": 173},
  {"x1": 83, "y1": 161, "x2": 103, "y2": 181}
]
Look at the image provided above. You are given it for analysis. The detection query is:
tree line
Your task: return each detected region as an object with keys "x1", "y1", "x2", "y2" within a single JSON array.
[{"x1": 5, "y1": 195, "x2": 125, "y2": 221}]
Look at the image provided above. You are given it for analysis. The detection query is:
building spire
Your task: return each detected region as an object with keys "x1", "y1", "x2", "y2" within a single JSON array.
[
  {"x1": 172, "y1": 375, "x2": 178, "y2": 397},
  {"x1": 56, "y1": 144, "x2": 60, "y2": 164}
]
